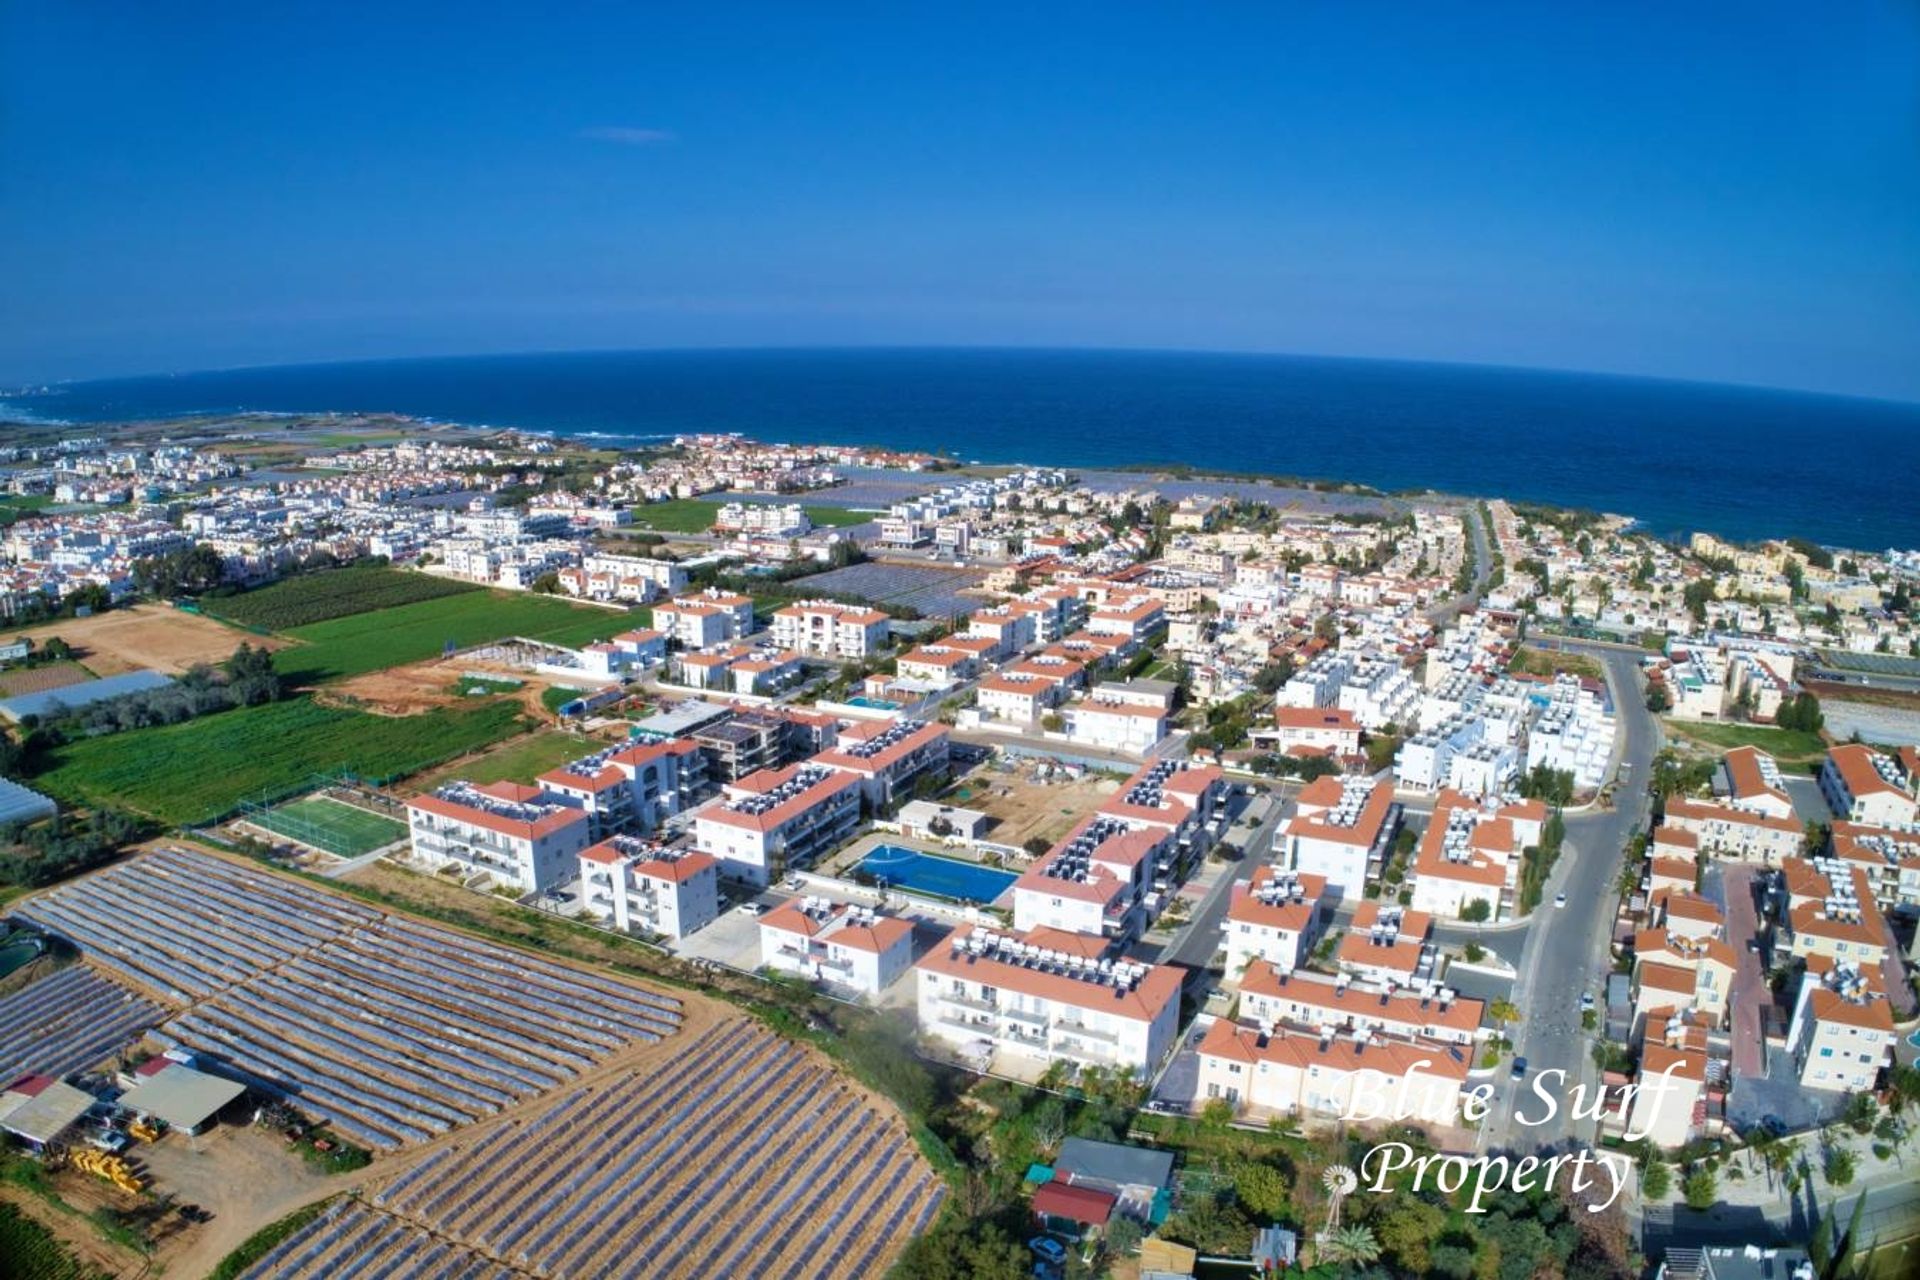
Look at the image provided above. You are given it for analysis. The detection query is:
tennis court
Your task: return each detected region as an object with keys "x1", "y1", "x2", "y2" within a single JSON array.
[{"x1": 252, "y1": 795, "x2": 406, "y2": 856}]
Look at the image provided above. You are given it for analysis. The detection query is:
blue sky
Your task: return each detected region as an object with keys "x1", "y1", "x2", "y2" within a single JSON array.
[{"x1": 2, "y1": 2, "x2": 1916, "y2": 399}]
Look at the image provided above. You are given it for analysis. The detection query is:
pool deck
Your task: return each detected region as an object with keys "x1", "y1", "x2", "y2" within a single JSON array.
[{"x1": 826, "y1": 831, "x2": 1027, "y2": 907}]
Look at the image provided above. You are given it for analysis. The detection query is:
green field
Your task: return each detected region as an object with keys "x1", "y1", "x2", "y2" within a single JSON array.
[
  {"x1": 629, "y1": 498, "x2": 874, "y2": 532},
  {"x1": 252, "y1": 796, "x2": 406, "y2": 856},
  {"x1": 275, "y1": 591, "x2": 633, "y2": 684},
  {"x1": 416, "y1": 728, "x2": 602, "y2": 788},
  {"x1": 34, "y1": 697, "x2": 529, "y2": 826},
  {"x1": 0, "y1": 1202, "x2": 106, "y2": 1280},
  {"x1": 204, "y1": 566, "x2": 481, "y2": 631},
  {"x1": 1663, "y1": 718, "x2": 1827, "y2": 760}
]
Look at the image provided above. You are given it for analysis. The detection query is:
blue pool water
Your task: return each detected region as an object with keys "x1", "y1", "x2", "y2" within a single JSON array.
[
  {"x1": 858, "y1": 845, "x2": 1016, "y2": 903},
  {"x1": 846, "y1": 695, "x2": 901, "y2": 710}
]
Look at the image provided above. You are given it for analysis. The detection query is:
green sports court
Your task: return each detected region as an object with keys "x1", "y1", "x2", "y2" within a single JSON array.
[{"x1": 250, "y1": 795, "x2": 407, "y2": 857}]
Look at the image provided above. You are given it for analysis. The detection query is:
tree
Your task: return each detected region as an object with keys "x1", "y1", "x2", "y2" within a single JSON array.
[
  {"x1": 1843, "y1": 1093, "x2": 1877, "y2": 1136},
  {"x1": 1645, "y1": 683, "x2": 1671, "y2": 713},
  {"x1": 1461, "y1": 899, "x2": 1491, "y2": 924},
  {"x1": 1229, "y1": 1160, "x2": 1290, "y2": 1221},
  {"x1": 1641, "y1": 1158, "x2": 1671, "y2": 1199},
  {"x1": 1682, "y1": 1168, "x2": 1717, "y2": 1210},
  {"x1": 529, "y1": 571, "x2": 562, "y2": 594},
  {"x1": 1374, "y1": 1196, "x2": 1446, "y2": 1273},
  {"x1": 1824, "y1": 1147, "x2": 1855, "y2": 1188},
  {"x1": 1102, "y1": 1216, "x2": 1143, "y2": 1259},
  {"x1": 1040, "y1": 712, "x2": 1064, "y2": 733},
  {"x1": 1489, "y1": 998, "x2": 1520, "y2": 1026},
  {"x1": 1320, "y1": 1224, "x2": 1381, "y2": 1267}
]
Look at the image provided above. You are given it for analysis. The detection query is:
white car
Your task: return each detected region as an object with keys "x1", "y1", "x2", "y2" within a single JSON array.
[
  {"x1": 1554, "y1": 892, "x2": 1567, "y2": 909},
  {"x1": 738, "y1": 901, "x2": 762, "y2": 916}
]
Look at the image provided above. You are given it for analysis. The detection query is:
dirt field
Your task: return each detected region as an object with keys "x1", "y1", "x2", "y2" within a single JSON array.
[
  {"x1": 0, "y1": 661, "x2": 93, "y2": 697},
  {"x1": 4, "y1": 605, "x2": 288, "y2": 677},
  {"x1": 328, "y1": 653, "x2": 575, "y2": 718},
  {"x1": 946, "y1": 765, "x2": 1123, "y2": 848}
]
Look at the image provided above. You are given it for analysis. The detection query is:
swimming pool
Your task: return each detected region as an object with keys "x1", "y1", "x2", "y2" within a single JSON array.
[
  {"x1": 857, "y1": 845, "x2": 1017, "y2": 903},
  {"x1": 846, "y1": 695, "x2": 901, "y2": 710}
]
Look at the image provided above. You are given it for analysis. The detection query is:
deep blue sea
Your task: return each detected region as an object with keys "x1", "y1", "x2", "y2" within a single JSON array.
[{"x1": 4, "y1": 348, "x2": 1916, "y2": 550}]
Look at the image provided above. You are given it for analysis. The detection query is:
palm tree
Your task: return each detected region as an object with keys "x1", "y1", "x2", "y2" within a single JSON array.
[{"x1": 1322, "y1": 1225, "x2": 1381, "y2": 1267}]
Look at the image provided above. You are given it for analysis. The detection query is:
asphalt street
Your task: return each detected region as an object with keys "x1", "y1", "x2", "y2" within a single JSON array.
[{"x1": 1481, "y1": 641, "x2": 1661, "y2": 1153}]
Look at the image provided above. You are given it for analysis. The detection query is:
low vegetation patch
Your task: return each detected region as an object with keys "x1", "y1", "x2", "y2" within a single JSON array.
[
  {"x1": 33, "y1": 696, "x2": 528, "y2": 824},
  {"x1": 0, "y1": 1201, "x2": 107, "y2": 1280},
  {"x1": 204, "y1": 566, "x2": 482, "y2": 631},
  {"x1": 279, "y1": 590, "x2": 632, "y2": 683}
]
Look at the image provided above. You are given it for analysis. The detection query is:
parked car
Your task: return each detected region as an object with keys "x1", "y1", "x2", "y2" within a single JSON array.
[
  {"x1": 1511, "y1": 1056, "x2": 1529, "y2": 1080},
  {"x1": 1579, "y1": 992, "x2": 1596, "y2": 1011},
  {"x1": 1029, "y1": 1238, "x2": 1068, "y2": 1265},
  {"x1": 1554, "y1": 892, "x2": 1567, "y2": 909}
]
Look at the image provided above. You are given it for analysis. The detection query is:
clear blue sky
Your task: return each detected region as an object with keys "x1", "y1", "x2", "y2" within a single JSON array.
[{"x1": 3, "y1": 2, "x2": 1916, "y2": 399}]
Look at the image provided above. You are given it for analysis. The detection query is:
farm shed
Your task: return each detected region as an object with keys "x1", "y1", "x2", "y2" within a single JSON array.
[
  {"x1": 1031, "y1": 1178, "x2": 1116, "y2": 1232},
  {"x1": 116, "y1": 1060, "x2": 247, "y2": 1135},
  {"x1": 0, "y1": 1073, "x2": 95, "y2": 1151}
]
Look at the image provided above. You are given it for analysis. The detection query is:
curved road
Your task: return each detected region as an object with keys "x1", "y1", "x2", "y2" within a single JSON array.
[{"x1": 1478, "y1": 641, "x2": 1661, "y2": 1152}]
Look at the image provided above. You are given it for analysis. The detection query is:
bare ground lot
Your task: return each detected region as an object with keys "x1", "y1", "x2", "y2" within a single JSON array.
[
  {"x1": 4, "y1": 604, "x2": 288, "y2": 677},
  {"x1": 943, "y1": 765, "x2": 1122, "y2": 849},
  {"x1": 327, "y1": 653, "x2": 575, "y2": 719}
]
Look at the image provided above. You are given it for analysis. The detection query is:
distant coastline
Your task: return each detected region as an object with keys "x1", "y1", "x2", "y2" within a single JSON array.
[{"x1": 4, "y1": 347, "x2": 1917, "y2": 551}]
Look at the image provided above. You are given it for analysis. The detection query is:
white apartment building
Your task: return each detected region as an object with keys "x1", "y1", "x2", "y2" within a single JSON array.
[
  {"x1": 1223, "y1": 868, "x2": 1327, "y2": 978},
  {"x1": 812, "y1": 718, "x2": 951, "y2": 809},
  {"x1": 1237, "y1": 962, "x2": 1485, "y2": 1048},
  {"x1": 692, "y1": 763, "x2": 863, "y2": 886},
  {"x1": 1786, "y1": 958, "x2": 1894, "y2": 1093},
  {"x1": 1195, "y1": 1020, "x2": 1470, "y2": 1126},
  {"x1": 976, "y1": 673, "x2": 1060, "y2": 724},
  {"x1": 759, "y1": 897, "x2": 916, "y2": 997},
  {"x1": 578, "y1": 837, "x2": 720, "y2": 939},
  {"x1": 406, "y1": 781, "x2": 594, "y2": 893},
  {"x1": 1661, "y1": 798, "x2": 1802, "y2": 867},
  {"x1": 1524, "y1": 682, "x2": 1617, "y2": 792},
  {"x1": 1336, "y1": 902, "x2": 1439, "y2": 988},
  {"x1": 651, "y1": 590, "x2": 757, "y2": 649},
  {"x1": 714, "y1": 502, "x2": 811, "y2": 538},
  {"x1": 1013, "y1": 817, "x2": 1162, "y2": 938},
  {"x1": 771, "y1": 600, "x2": 891, "y2": 659},
  {"x1": 1061, "y1": 698, "x2": 1168, "y2": 755},
  {"x1": 1408, "y1": 792, "x2": 1544, "y2": 923},
  {"x1": 536, "y1": 736, "x2": 709, "y2": 835},
  {"x1": 1819, "y1": 745, "x2": 1919, "y2": 828},
  {"x1": 559, "y1": 552, "x2": 688, "y2": 603},
  {"x1": 1278, "y1": 776, "x2": 1399, "y2": 903},
  {"x1": 1279, "y1": 653, "x2": 1349, "y2": 709},
  {"x1": 1395, "y1": 714, "x2": 1483, "y2": 792},
  {"x1": 915, "y1": 925, "x2": 1183, "y2": 1077}
]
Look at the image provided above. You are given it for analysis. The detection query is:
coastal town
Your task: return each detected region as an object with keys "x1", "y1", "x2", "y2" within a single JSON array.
[{"x1": 0, "y1": 417, "x2": 1916, "y2": 1280}]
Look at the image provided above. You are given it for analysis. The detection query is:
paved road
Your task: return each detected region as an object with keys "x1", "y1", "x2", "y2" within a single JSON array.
[
  {"x1": 1160, "y1": 787, "x2": 1292, "y2": 971},
  {"x1": 1427, "y1": 501, "x2": 1494, "y2": 626},
  {"x1": 1642, "y1": 1173, "x2": 1920, "y2": 1259},
  {"x1": 1482, "y1": 643, "x2": 1661, "y2": 1152}
]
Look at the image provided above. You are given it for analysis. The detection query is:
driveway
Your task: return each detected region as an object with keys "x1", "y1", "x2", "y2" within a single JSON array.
[{"x1": 1716, "y1": 863, "x2": 1769, "y2": 1081}]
